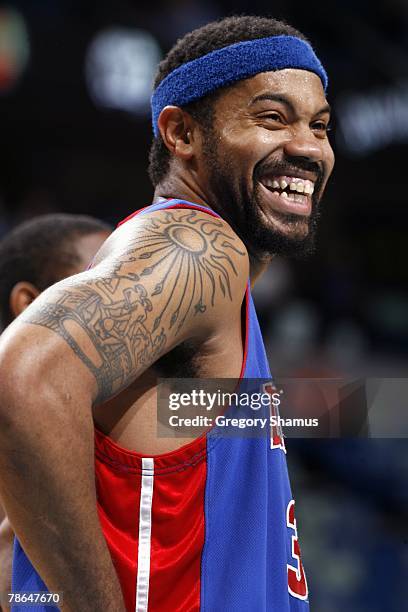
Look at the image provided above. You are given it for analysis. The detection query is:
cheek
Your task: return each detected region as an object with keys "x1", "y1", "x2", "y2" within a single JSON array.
[{"x1": 217, "y1": 128, "x2": 274, "y2": 175}]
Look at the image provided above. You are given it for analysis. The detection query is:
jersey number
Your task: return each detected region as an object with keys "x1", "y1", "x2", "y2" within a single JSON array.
[{"x1": 287, "y1": 499, "x2": 308, "y2": 600}]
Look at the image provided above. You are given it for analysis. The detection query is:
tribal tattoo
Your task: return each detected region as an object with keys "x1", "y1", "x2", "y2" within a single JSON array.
[{"x1": 21, "y1": 210, "x2": 246, "y2": 403}]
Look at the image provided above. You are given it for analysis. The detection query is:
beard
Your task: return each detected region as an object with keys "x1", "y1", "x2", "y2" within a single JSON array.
[{"x1": 202, "y1": 135, "x2": 326, "y2": 260}]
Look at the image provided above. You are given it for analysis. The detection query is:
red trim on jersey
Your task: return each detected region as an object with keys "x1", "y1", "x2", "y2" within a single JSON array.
[
  {"x1": 240, "y1": 281, "x2": 250, "y2": 379},
  {"x1": 95, "y1": 426, "x2": 207, "y2": 471},
  {"x1": 117, "y1": 201, "x2": 171, "y2": 226}
]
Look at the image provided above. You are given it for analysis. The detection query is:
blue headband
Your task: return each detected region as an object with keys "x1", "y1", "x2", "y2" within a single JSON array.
[{"x1": 151, "y1": 35, "x2": 328, "y2": 136}]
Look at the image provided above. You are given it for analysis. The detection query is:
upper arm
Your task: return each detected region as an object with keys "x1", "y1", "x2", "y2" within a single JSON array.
[{"x1": 12, "y1": 208, "x2": 248, "y2": 405}]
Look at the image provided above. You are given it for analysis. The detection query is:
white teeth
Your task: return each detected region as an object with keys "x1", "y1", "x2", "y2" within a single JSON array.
[
  {"x1": 280, "y1": 191, "x2": 288, "y2": 198},
  {"x1": 263, "y1": 176, "x2": 315, "y2": 197},
  {"x1": 303, "y1": 182, "x2": 315, "y2": 195},
  {"x1": 287, "y1": 193, "x2": 295, "y2": 201},
  {"x1": 294, "y1": 194, "x2": 305, "y2": 203}
]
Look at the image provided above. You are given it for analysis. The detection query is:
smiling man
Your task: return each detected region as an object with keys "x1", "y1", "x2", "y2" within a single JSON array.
[{"x1": 0, "y1": 16, "x2": 334, "y2": 612}]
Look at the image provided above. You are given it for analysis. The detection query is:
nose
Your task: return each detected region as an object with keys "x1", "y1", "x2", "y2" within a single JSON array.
[{"x1": 283, "y1": 126, "x2": 324, "y2": 163}]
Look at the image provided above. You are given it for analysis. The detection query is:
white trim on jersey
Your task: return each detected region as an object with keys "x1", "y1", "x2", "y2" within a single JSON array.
[{"x1": 135, "y1": 457, "x2": 154, "y2": 612}]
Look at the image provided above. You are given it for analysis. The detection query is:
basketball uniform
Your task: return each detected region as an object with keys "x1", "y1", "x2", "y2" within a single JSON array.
[{"x1": 11, "y1": 200, "x2": 309, "y2": 611}]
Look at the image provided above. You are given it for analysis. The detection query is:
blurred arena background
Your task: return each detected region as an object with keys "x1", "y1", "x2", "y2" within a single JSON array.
[{"x1": 0, "y1": 1, "x2": 407, "y2": 610}]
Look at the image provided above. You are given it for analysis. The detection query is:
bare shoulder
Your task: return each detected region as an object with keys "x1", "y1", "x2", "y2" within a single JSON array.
[
  {"x1": 95, "y1": 207, "x2": 249, "y2": 293},
  {"x1": 106, "y1": 203, "x2": 245, "y2": 273},
  {"x1": 11, "y1": 207, "x2": 248, "y2": 405}
]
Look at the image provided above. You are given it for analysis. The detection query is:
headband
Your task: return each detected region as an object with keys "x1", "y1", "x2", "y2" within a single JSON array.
[{"x1": 151, "y1": 35, "x2": 328, "y2": 136}]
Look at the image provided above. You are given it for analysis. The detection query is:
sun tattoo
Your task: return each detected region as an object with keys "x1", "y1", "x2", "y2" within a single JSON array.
[
  {"x1": 125, "y1": 210, "x2": 245, "y2": 333},
  {"x1": 21, "y1": 209, "x2": 246, "y2": 403}
]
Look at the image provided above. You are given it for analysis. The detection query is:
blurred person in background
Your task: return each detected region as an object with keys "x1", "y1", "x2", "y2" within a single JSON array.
[
  {"x1": 0, "y1": 213, "x2": 111, "y2": 612},
  {"x1": 0, "y1": 15, "x2": 333, "y2": 612}
]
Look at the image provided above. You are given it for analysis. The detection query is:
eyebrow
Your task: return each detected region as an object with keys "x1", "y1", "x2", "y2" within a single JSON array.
[{"x1": 250, "y1": 93, "x2": 331, "y2": 117}]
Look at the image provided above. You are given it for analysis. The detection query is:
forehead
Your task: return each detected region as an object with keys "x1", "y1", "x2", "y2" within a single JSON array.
[{"x1": 216, "y1": 69, "x2": 328, "y2": 115}]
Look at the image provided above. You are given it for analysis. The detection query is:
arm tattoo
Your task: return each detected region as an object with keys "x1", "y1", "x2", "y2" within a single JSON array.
[{"x1": 21, "y1": 210, "x2": 246, "y2": 403}]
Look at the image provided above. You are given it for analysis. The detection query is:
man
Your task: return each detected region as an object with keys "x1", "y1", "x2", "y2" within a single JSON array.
[
  {"x1": 0, "y1": 214, "x2": 111, "y2": 611},
  {"x1": 0, "y1": 15, "x2": 334, "y2": 612}
]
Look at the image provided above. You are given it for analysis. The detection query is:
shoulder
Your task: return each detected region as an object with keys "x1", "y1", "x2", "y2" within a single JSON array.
[
  {"x1": 96, "y1": 207, "x2": 248, "y2": 259},
  {"x1": 95, "y1": 207, "x2": 249, "y2": 299},
  {"x1": 90, "y1": 207, "x2": 249, "y2": 336}
]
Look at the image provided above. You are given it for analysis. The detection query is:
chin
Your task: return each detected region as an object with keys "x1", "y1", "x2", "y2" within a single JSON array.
[
  {"x1": 244, "y1": 215, "x2": 318, "y2": 260},
  {"x1": 246, "y1": 194, "x2": 321, "y2": 259}
]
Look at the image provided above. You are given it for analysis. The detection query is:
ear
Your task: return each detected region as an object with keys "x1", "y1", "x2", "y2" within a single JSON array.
[
  {"x1": 157, "y1": 106, "x2": 195, "y2": 161},
  {"x1": 9, "y1": 282, "x2": 41, "y2": 319}
]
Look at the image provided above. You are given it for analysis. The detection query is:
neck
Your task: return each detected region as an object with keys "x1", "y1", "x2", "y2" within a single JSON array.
[
  {"x1": 249, "y1": 256, "x2": 270, "y2": 288},
  {"x1": 154, "y1": 176, "x2": 273, "y2": 287},
  {"x1": 154, "y1": 175, "x2": 212, "y2": 211}
]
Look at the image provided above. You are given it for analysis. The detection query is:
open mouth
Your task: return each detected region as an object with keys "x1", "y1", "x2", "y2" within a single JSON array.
[{"x1": 258, "y1": 174, "x2": 315, "y2": 216}]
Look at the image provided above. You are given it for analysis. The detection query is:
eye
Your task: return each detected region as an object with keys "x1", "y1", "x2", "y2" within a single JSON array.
[
  {"x1": 263, "y1": 112, "x2": 284, "y2": 123},
  {"x1": 311, "y1": 120, "x2": 331, "y2": 133}
]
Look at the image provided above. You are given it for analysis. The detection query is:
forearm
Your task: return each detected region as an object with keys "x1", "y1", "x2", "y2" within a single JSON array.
[{"x1": 0, "y1": 339, "x2": 125, "y2": 611}]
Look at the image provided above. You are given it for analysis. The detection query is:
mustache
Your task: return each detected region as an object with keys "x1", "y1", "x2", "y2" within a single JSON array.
[{"x1": 254, "y1": 156, "x2": 324, "y2": 184}]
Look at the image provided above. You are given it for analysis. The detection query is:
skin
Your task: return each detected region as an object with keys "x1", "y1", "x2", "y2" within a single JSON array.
[
  {"x1": 0, "y1": 230, "x2": 109, "y2": 612},
  {"x1": 0, "y1": 69, "x2": 334, "y2": 611}
]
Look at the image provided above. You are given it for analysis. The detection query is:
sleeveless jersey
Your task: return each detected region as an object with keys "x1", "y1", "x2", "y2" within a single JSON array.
[{"x1": 11, "y1": 199, "x2": 309, "y2": 611}]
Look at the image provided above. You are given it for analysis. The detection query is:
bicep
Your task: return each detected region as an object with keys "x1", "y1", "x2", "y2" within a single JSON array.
[{"x1": 17, "y1": 209, "x2": 248, "y2": 405}]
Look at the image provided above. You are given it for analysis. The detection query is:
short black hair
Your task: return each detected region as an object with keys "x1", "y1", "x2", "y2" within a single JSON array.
[
  {"x1": 0, "y1": 213, "x2": 111, "y2": 330},
  {"x1": 148, "y1": 15, "x2": 308, "y2": 186}
]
